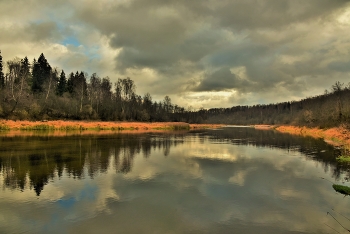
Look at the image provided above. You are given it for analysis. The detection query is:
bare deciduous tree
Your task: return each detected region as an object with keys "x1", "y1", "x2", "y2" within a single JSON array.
[{"x1": 3, "y1": 57, "x2": 31, "y2": 116}]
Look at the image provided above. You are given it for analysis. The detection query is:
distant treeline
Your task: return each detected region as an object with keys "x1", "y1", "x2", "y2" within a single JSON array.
[
  {"x1": 192, "y1": 81, "x2": 350, "y2": 128},
  {"x1": 0, "y1": 51, "x2": 348, "y2": 128}
]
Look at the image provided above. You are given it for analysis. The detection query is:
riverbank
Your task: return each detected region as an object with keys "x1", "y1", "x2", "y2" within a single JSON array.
[
  {"x1": 2, "y1": 120, "x2": 348, "y2": 148},
  {"x1": 272, "y1": 125, "x2": 350, "y2": 147},
  {"x1": 0, "y1": 120, "x2": 223, "y2": 131}
]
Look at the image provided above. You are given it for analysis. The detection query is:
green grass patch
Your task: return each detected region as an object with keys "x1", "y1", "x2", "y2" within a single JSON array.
[
  {"x1": 336, "y1": 155, "x2": 350, "y2": 162},
  {"x1": 58, "y1": 126, "x2": 80, "y2": 131},
  {"x1": 19, "y1": 124, "x2": 55, "y2": 131},
  {"x1": 0, "y1": 124, "x2": 10, "y2": 131},
  {"x1": 173, "y1": 124, "x2": 190, "y2": 130},
  {"x1": 333, "y1": 184, "x2": 350, "y2": 195},
  {"x1": 153, "y1": 127, "x2": 176, "y2": 130},
  {"x1": 56, "y1": 125, "x2": 90, "y2": 131},
  {"x1": 153, "y1": 124, "x2": 190, "y2": 130}
]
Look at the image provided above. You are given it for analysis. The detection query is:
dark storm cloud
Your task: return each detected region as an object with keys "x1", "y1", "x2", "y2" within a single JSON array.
[
  {"x1": 195, "y1": 67, "x2": 250, "y2": 92},
  {"x1": 31, "y1": 22, "x2": 62, "y2": 42},
  {"x1": 73, "y1": 0, "x2": 349, "y2": 96},
  {"x1": 328, "y1": 60, "x2": 350, "y2": 72},
  {"x1": 209, "y1": 0, "x2": 349, "y2": 30},
  {"x1": 114, "y1": 27, "x2": 225, "y2": 73},
  {"x1": 76, "y1": 1, "x2": 227, "y2": 73},
  {"x1": 0, "y1": 21, "x2": 61, "y2": 44},
  {"x1": 2, "y1": 0, "x2": 350, "y2": 107}
]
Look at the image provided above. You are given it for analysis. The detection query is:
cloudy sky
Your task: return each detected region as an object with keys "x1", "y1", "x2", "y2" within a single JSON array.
[{"x1": 1, "y1": 0, "x2": 350, "y2": 109}]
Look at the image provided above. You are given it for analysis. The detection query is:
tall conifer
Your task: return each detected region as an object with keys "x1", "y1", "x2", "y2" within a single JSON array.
[
  {"x1": 31, "y1": 53, "x2": 51, "y2": 93},
  {"x1": 57, "y1": 70, "x2": 67, "y2": 96},
  {"x1": 0, "y1": 50, "x2": 4, "y2": 88}
]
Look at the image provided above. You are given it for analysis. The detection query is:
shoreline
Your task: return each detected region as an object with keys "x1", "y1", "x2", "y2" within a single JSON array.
[
  {"x1": 254, "y1": 125, "x2": 350, "y2": 148},
  {"x1": 274, "y1": 125, "x2": 350, "y2": 147},
  {"x1": 1, "y1": 120, "x2": 348, "y2": 149},
  {"x1": 0, "y1": 120, "x2": 223, "y2": 132}
]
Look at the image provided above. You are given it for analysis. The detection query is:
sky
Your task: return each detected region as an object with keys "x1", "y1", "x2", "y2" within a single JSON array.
[{"x1": 1, "y1": 0, "x2": 350, "y2": 109}]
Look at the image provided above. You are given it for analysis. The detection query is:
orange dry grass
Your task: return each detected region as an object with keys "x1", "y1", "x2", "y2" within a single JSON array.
[
  {"x1": 275, "y1": 125, "x2": 350, "y2": 146},
  {"x1": 254, "y1": 125, "x2": 274, "y2": 130},
  {"x1": 0, "y1": 119, "x2": 222, "y2": 133},
  {"x1": 190, "y1": 124, "x2": 224, "y2": 129},
  {"x1": 0, "y1": 120, "x2": 189, "y2": 130},
  {"x1": 0, "y1": 129, "x2": 190, "y2": 137}
]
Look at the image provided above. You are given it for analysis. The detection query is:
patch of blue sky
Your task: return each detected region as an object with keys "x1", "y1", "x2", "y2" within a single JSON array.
[
  {"x1": 62, "y1": 36, "x2": 81, "y2": 47},
  {"x1": 60, "y1": 35, "x2": 102, "y2": 61},
  {"x1": 41, "y1": 213, "x2": 68, "y2": 234},
  {"x1": 56, "y1": 183, "x2": 98, "y2": 209},
  {"x1": 57, "y1": 196, "x2": 76, "y2": 209},
  {"x1": 78, "y1": 183, "x2": 98, "y2": 200}
]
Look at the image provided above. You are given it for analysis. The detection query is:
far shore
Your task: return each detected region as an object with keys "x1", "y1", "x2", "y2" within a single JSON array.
[
  {"x1": 253, "y1": 124, "x2": 350, "y2": 148},
  {"x1": 0, "y1": 119, "x2": 223, "y2": 132},
  {"x1": 1, "y1": 120, "x2": 349, "y2": 149}
]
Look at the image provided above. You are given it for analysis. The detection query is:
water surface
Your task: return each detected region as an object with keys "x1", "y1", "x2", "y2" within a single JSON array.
[{"x1": 0, "y1": 127, "x2": 349, "y2": 233}]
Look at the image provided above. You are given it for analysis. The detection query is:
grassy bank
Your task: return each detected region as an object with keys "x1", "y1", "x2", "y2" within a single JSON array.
[
  {"x1": 0, "y1": 120, "x2": 223, "y2": 132},
  {"x1": 274, "y1": 125, "x2": 350, "y2": 146},
  {"x1": 272, "y1": 125, "x2": 350, "y2": 161}
]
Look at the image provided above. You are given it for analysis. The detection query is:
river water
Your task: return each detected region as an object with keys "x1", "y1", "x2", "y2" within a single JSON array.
[{"x1": 0, "y1": 127, "x2": 349, "y2": 234}]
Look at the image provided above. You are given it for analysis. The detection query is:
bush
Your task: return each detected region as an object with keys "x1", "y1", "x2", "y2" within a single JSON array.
[{"x1": 28, "y1": 103, "x2": 41, "y2": 120}]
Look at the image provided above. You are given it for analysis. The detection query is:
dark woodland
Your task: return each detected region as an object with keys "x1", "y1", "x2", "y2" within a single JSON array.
[{"x1": 0, "y1": 51, "x2": 349, "y2": 128}]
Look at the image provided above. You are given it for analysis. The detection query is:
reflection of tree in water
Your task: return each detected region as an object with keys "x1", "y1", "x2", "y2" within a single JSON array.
[
  {"x1": 1, "y1": 129, "x2": 347, "y2": 196},
  {"x1": 28, "y1": 152, "x2": 56, "y2": 196},
  {"x1": 141, "y1": 137, "x2": 152, "y2": 158},
  {"x1": 162, "y1": 137, "x2": 172, "y2": 156},
  {"x1": 2, "y1": 152, "x2": 26, "y2": 191},
  {"x1": 0, "y1": 133, "x2": 182, "y2": 195}
]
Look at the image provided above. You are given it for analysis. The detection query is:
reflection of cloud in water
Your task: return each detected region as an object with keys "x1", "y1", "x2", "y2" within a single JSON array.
[
  {"x1": 229, "y1": 167, "x2": 257, "y2": 186},
  {"x1": 0, "y1": 156, "x2": 121, "y2": 233},
  {"x1": 0, "y1": 129, "x2": 349, "y2": 233},
  {"x1": 187, "y1": 139, "x2": 244, "y2": 162}
]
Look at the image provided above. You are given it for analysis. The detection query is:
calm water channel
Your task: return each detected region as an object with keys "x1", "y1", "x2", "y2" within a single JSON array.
[{"x1": 0, "y1": 127, "x2": 350, "y2": 234}]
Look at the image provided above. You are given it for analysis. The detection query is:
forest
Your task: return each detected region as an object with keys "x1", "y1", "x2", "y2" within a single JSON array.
[
  {"x1": 190, "y1": 81, "x2": 350, "y2": 128},
  {"x1": 0, "y1": 51, "x2": 349, "y2": 128},
  {"x1": 0, "y1": 52, "x2": 182, "y2": 122}
]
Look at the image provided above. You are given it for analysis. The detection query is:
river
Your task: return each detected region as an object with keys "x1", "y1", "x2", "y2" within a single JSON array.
[{"x1": 0, "y1": 127, "x2": 349, "y2": 233}]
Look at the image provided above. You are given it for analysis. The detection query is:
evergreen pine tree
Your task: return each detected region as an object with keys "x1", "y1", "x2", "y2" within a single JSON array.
[
  {"x1": 56, "y1": 70, "x2": 67, "y2": 96},
  {"x1": 67, "y1": 72, "x2": 75, "y2": 94},
  {"x1": 20, "y1": 57, "x2": 31, "y2": 82},
  {"x1": 31, "y1": 53, "x2": 51, "y2": 93},
  {"x1": 0, "y1": 50, "x2": 4, "y2": 89}
]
